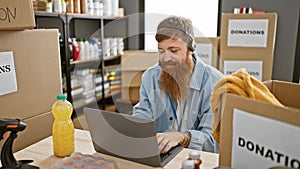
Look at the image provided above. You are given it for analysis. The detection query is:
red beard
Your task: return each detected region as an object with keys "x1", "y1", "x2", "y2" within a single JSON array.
[{"x1": 159, "y1": 56, "x2": 193, "y2": 102}]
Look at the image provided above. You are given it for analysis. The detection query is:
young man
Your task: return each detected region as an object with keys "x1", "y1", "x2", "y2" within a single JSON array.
[{"x1": 132, "y1": 15, "x2": 224, "y2": 153}]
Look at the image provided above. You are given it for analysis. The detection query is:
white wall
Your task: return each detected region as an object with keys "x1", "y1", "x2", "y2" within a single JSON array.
[{"x1": 144, "y1": 0, "x2": 219, "y2": 52}]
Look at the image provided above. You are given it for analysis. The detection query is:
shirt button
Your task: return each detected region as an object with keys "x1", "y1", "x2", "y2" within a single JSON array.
[{"x1": 169, "y1": 117, "x2": 173, "y2": 120}]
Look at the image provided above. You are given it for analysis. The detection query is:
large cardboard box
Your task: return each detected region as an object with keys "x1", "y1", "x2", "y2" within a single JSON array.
[
  {"x1": 121, "y1": 50, "x2": 158, "y2": 71},
  {"x1": 219, "y1": 13, "x2": 277, "y2": 81},
  {"x1": 218, "y1": 80, "x2": 300, "y2": 169},
  {"x1": 219, "y1": 52, "x2": 273, "y2": 81},
  {"x1": 0, "y1": 112, "x2": 53, "y2": 153},
  {"x1": 0, "y1": 0, "x2": 36, "y2": 30},
  {"x1": 195, "y1": 37, "x2": 220, "y2": 69},
  {"x1": 122, "y1": 70, "x2": 145, "y2": 87},
  {"x1": 121, "y1": 50, "x2": 158, "y2": 101},
  {"x1": 0, "y1": 29, "x2": 62, "y2": 119},
  {"x1": 14, "y1": 111, "x2": 54, "y2": 152}
]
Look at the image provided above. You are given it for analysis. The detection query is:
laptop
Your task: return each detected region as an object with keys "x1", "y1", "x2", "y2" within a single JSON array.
[{"x1": 83, "y1": 107, "x2": 183, "y2": 167}]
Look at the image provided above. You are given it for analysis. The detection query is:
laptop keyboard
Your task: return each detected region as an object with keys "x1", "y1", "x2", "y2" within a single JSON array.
[
  {"x1": 159, "y1": 145, "x2": 183, "y2": 163},
  {"x1": 160, "y1": 152, "x2": 171, "y2": 162}
]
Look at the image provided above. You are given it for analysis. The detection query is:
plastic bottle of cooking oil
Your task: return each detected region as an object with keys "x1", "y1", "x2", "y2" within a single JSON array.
[{"x1": 51, "y1": 94, "x2": 74, "y2": 157}]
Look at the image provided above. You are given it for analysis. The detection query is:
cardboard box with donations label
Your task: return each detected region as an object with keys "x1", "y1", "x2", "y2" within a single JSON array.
[
  {"x1": 0, "y1": 29, "x2": 61, "y2": 151},
  {"x1": 0, "y1": 0, "x2": 36, "y2": 30},
  {"x1": 219, "y1": 13, "x2": 277, "y2": 81},
  {"x1": 195, "y1": 37, "x2": 220, "y2": 69},
  {"x1": 218, "y1": 80, "x2": 300, "y2": 169}
]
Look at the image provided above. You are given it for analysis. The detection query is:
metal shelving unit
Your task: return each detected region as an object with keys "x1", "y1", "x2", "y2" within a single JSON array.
[{"x1": 34, "y1": 12, "x2": 126, "y2": 112}]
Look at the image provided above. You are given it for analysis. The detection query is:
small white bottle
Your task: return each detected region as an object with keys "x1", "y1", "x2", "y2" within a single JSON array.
[
  {"x1": 54, "y1": 0, "x2": 62, "y2": 13},
  {"x1": 111, "y1": 0, "x2": 118, "y2": 16},
  {"x1": 87, "y1": 0, "x2": 94, "y2": 15},
  {"x1": 93, "y1": 41, "x2": 99, "y2": 58},
  {"x1": 181, "y1": 160, "x2": 195, "y2": 169},
  {"x1": 84, "y1": 39, "x2": 90, "y2": 60},
  {"x1": 102, "y1": 0, "x2": 111, "y2": 16},
  {"x1": 88, "y1": 40, "x2": 94, "y2": 59},
  {"x1": 79, "y1": 39, "x2": 85, "y2": 60}
]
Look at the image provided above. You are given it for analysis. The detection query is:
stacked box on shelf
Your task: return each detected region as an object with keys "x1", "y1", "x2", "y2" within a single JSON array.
[
  {"x1": 73, "y1": 69, "x2": 96, "y2": 106},
  {"x1": 219, "y1": 13, "x2": 277, "y2": 81},
  {"x1": 94, "y1": 73, "x2": 110, "y2": 98},
  {"x1": 67, "y1": 75, "x2": 84, "y2": 108},
  {"x1": 121, "y1": 51, "x2": 159, "y2": 103},
  {"x1": 106, "y1": 65, "x2": 122, "y2": 93}
]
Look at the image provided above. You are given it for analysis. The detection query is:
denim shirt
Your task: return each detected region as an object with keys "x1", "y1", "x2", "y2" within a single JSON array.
[{"x1": 132, "y1": 55, "x2": 224, "y2": 153}]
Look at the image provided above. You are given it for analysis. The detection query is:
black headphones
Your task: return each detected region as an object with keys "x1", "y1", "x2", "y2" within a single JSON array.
[{"x1": 157, "y1": 22, "x2": 196, "y2": 51}]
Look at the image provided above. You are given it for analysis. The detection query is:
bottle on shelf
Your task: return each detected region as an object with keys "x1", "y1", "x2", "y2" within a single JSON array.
[
  {"x1": 54, "y1": 0, "x2": 62, "y2": 13},
  {"x1": 74, "y1": 0, "x2": 81, "y2": 13},
  {"x1": 80, "y1": 0, "x2": 88, "y2": 14},
  {"x1": 102, "y1": 0, "x2": 111, "y2": 16},
  {"x1": 92, "y1": 40, "x2": 99, "y2": 59},
  {"x1": 87, "y1": 0, "x2": 94, "y2": 15},
  {"x1": 78, "y1": 38, "x2": 85, "y2": 60},
  {"x1": 66, "y1": 0, "x2": 74, "y2": 13},
  {"x1": 61, "y1": 0, "x2": 67, "y2": 13},
  {"x1": 187, "y1": 150, "x2": 202, "y2": 169},
  {"x1": 51, "y1": 94, "x2": 75, "y2": 157},
  {"x1": 88, "y1": 40, "x2": 94, "y2": 59},
  {"x1": 84, "y1": 38, "x2": 90, "y2": 59},
  {"x1": 111, "y1": 0, "x2": 118, "y2": 16},
  {"x1": 72, "y1": 38, "x2": 80, "y2": 61}
]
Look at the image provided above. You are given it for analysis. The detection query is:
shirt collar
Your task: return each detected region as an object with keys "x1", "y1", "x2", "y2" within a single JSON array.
[{"x1": 189, "y1": 53, "x2": 205, "y2": 90}]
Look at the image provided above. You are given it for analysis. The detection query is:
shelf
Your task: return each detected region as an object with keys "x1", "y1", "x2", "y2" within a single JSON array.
[
  {"x1": 96, "y1": 89, "x2": 121, "y2": 102},
  {"x1": 103, "y1": 54, "x2": 121, "y2": 61},
  {"x1": 70, "y1": 55, "x2": 121, "y2": 65},
  {"x1": 34, "y1": 11, "x2": 62, "y2": 17},
  {"x1": 68, "y1": 13, "x2": 124, "y2": 20},
  {"x1": 35, "y1": 11, "x2": 125, "y2": 19},
  {"x1": 70, "y1": 58, "x2": 101, "y2": 65},
  {"x1": 106, "y1": 89, "x2": 121, "y2": 98}
]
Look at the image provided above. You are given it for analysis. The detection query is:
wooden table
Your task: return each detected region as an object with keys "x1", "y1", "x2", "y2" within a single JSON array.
[{"x1": 12, "y1": 129, "x2": 219, "y2": 169}]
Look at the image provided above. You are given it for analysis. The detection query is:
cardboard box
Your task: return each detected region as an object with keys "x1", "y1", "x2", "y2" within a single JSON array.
[
  {"x1": 15, "y1": 112, "x2": 54, "y2": 152},
  {"x1": 0, "y1": 29, "x2": 62, "y2": 119},
  {"x1": 122, "y1": 70, "x2": 145, "y2": 87},
  {"x1": 220, "y1": 13, "x2": 277, "y2": 53},
  {"x1": 0, "y1": 0, "x2": 36, "y2": 30},
  {"x1": 121, "y1": 50, "x2": 158, "y2": 101},
  {"x1": 121, "y1": 50, "x2": 158, "y2": 71},
  {"x1": 219, "y1": 13, "x2": 277, "y2": 81},
  {"x1": 219, "y1": 52, "x2": 273, "y2": 81},
  {"x1": 0, "y1": 111, "x2": 53, "y2": 153},
  {"x1": 195, "y1": 37, "x2": 220, "y2": 68},
  {"x1": 121, "y1": 86, "x2": 140, "y2": 103},
  {"x1": 218, "y1": 80, "x2": 300, "y2": 169}
]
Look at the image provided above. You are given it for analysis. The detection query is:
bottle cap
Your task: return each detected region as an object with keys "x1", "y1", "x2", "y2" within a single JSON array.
[
  {"x1": 182, "y1": 160, "x2": 194, "y2": 169},
  {"x1": 188, "y1": 150, "x2": 201, "y2": 160},
  {"x1": 57, "y1": 94, "x2": 67, "y2": 100}
]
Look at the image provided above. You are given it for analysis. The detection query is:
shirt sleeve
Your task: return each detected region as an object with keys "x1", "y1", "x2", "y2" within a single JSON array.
[{"x1": 187, "y1": 70, "x2": 221, "y2": 153}]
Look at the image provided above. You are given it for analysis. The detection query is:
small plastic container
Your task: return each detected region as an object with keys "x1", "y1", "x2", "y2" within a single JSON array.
[
  {"x1": 182, "y1": 160, "x2": 195, "y2": 169},
  {"x1": 187, "y1": 150, "x2": 202, "y2": 169},
  {"x1": 50, "y1": 152, "x2": 119, "y2": 169}
]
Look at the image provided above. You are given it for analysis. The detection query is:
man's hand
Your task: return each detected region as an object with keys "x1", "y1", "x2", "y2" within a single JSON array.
[{"x1": 156, "y1": 131, "x2": 185, "y2": 154}]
